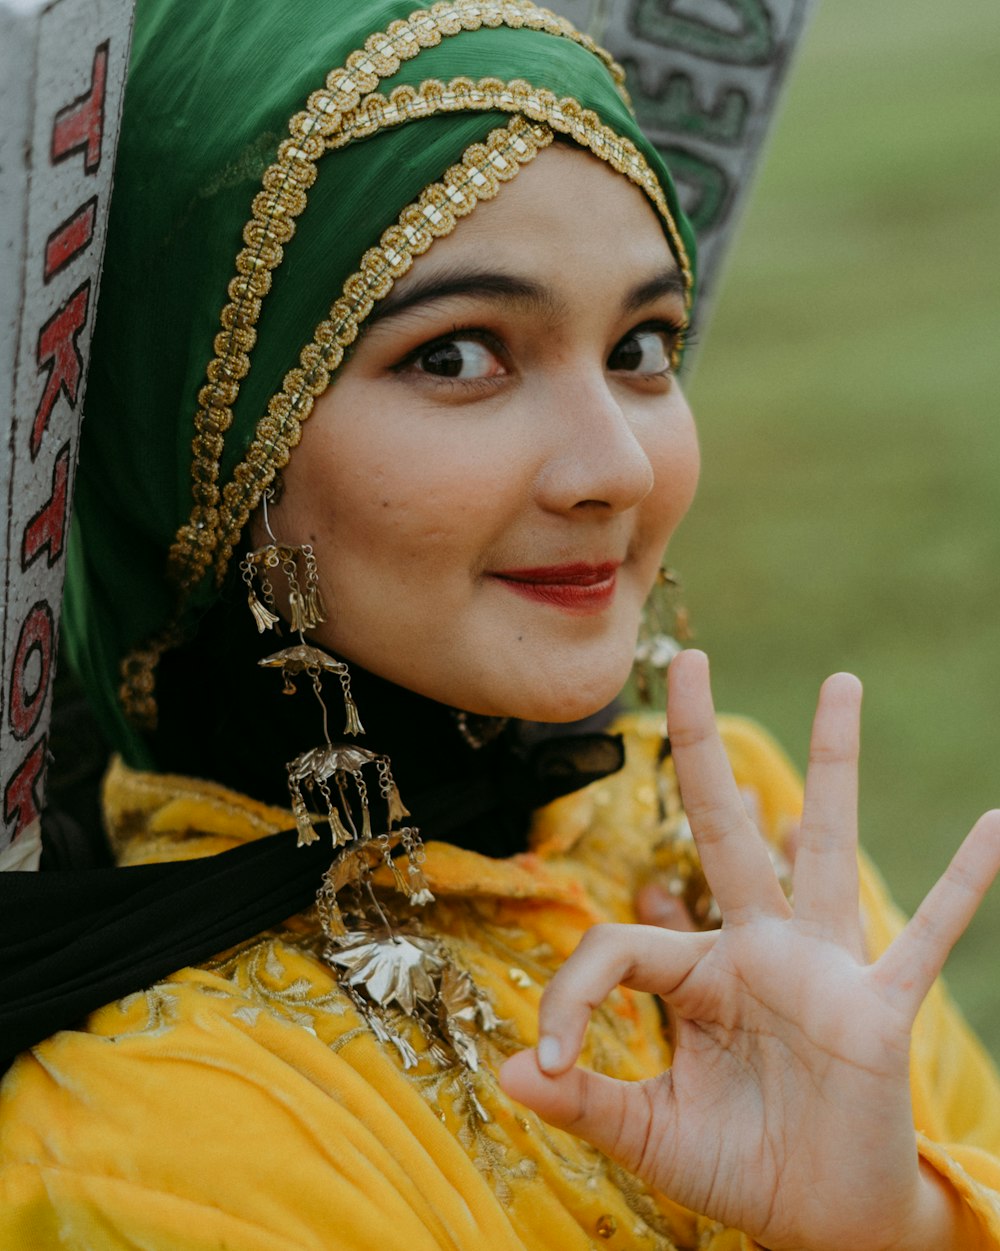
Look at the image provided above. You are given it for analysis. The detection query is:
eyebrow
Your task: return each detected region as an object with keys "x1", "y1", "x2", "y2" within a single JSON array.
[
  {"x1": 365, "y1": 262, "x2": 686, "y2": 328},
  {"x1": 622, "y1": 269, "x2": 687, "y2": 313}
]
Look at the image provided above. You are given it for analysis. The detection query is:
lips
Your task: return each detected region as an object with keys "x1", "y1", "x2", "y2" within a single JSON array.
[{"x1": 489, "y1": 562, "x2": 620, "y2": 613}]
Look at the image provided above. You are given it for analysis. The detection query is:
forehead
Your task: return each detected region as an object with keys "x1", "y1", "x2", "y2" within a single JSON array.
[{"x1": 394, "y1": 142, "x2": 680, "y2": 291}]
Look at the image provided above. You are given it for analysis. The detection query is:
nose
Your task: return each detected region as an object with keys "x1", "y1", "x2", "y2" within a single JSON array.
[{"x1": 534, "y1": 370, "x2": 655, "y2": 515}]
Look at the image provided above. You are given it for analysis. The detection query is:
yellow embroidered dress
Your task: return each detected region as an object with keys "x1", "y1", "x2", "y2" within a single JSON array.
[{"x1": 3, "y1": 717, "x2": 1000, "y2": 1250}]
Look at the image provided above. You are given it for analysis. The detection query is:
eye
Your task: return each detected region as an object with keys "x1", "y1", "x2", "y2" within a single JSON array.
[
  {"x1": 411, "y1": 334, "x2": 505, "y2": 380},
  {"x1": 608, "y1": 326, "x2": 676, "y2": 376}
]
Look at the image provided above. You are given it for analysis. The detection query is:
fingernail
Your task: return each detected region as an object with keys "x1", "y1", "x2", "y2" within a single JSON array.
[{"x1": 536, "y1": 1036, "x2": 561, "y2": 1074}]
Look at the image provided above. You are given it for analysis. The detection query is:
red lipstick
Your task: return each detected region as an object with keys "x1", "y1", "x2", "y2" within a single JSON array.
[{"x1": 490, "y1": 562, "x2": 619, "y2": 614}]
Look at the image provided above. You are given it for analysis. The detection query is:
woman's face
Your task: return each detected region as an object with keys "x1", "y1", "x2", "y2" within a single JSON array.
[{"x1": 269, "y1": 144, "x2": 700, "y2": 721}]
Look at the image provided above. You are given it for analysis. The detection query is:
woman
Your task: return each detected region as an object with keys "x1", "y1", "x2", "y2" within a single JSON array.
[{"x1": 2, "y1": 0, "x2": 999, "y2": 1247}]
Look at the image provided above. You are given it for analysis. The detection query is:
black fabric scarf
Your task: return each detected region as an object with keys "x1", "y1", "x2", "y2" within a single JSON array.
[{"x1": 0, "y1": 595, "x2": 625, "y2": 1075}]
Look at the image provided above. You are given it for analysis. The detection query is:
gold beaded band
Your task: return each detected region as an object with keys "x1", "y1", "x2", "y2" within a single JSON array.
[{"x1": 327, "y1": 75, "x2": 692, "y2": 302}]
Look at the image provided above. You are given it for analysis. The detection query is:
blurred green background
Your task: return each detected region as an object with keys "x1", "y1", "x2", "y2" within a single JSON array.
[{"x1": 673, "y1": 0, "x2": 1000, "y2": 1057}]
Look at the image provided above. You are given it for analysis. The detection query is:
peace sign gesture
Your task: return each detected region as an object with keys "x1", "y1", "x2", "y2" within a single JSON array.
[{"x1": 500, "y1": 650, "x2": 1000, "y2": 1251}]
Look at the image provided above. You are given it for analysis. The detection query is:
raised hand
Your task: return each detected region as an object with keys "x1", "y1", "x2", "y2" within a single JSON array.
[{"x1": 499, "y1": 650, "x2": 1000, "y2": 1251}]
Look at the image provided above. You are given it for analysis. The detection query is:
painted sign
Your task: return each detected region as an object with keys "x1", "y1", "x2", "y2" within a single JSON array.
[
  {"x1": 0, "y1": 0, "x2": 134, "y2": 863},
  {"x1": 548, "y1": 0, "x2": 819, "y2": 319}
]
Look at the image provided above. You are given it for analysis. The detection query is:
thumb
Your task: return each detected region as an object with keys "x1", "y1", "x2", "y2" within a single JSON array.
[{"x1": 498, "y1": 1048, "x2": 658, "y2": 1172}]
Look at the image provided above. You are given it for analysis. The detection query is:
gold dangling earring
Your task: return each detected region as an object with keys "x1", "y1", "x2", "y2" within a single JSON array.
[
  {"x1": 633, "y1": 566, "x2": 693, "y2": 707},
  {"x1": 240, "y1": 546, "x2": 280, "y2": 634},
  {"x1": 243, "y1": 491, "x2": 497, "y2": 1079},
  {"x1": 241, "y1": 490, "x2": 328, "y2": 637},
  {"x1": 633, "y1": 568, "x2": 718, "y2": 927},
  {"x1": 247, "y1": 488, "x2": 367, "y2": 842}
]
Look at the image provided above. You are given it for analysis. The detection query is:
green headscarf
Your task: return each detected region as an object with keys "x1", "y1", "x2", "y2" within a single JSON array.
[{"x1": 64, "y1": 0, "x2": 697, "y2": 768}]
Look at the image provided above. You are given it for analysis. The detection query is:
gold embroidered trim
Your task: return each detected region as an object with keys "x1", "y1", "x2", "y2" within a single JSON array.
[
  {"x1": 165, "y1": 0, "x2": 629, "y2": 599},
  {"x1": 328, "y1": 75, "x2": 692, "y2": 297},
  {"x1": 119, "y1": 627, "x2": 181, "y2": 730},
  {"x1": 212, "y1": 114, "x2": 553, "y2": 582}
]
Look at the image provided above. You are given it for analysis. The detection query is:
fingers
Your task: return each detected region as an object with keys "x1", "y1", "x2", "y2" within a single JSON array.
[
  {"x1": 635, "y1": 885, "x2": 695, "y2": 1052},
  {"x1": 668, "y1": 650, "x2": 790, "y2": 921},
  {"x1": 531, "y1": 923, "x2": 715, "y2": 1076},
  {"x1": 876, "y1": 809, "x2": 1000, "y2": 1017},
  {"x1": 498, "y1": 1048, "x2": 662, "y2": 1174},
  {"x1": 792, "y1": 673, "x2": 864, "y2": 949}
]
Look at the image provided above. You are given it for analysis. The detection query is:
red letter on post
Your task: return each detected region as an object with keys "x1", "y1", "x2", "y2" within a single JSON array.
[
  {"x1": 50, "y1": 41, "x2": 109, "y2": 173},
  {"x1": 22, "y1": 443, "x2": 71, "y2": 571},
  {"x1": 3, "y1": 740, "x2": 47, "y2": 836},
  {"x1": 8, "y1": 602, "x2": 55, "y2": 743},
  {"x1": 32, "y1": 282, "x2": 90, "y2": 458},
  {"x1": 44, "y1": 197, "x2": 97, "y2": 282}
]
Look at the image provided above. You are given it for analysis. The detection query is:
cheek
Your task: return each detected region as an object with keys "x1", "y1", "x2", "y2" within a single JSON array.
[
  {"x1": 644, "y1": 412, "x2": 701, "y2": 538},
  {"x1": 304, "y1": 437, "x2": 497, "y2": 579}
]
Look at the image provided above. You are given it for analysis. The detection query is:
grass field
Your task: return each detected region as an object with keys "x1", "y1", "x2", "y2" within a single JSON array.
[{"x1": 671, "y1": 0, "x2": 1000, "y2": 1056}]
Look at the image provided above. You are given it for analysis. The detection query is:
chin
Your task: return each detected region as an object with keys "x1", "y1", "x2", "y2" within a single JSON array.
[
  {"x1": 475, "y1": 653, "x2": 637, "y2": 724},
  {"x1": 450, "y1": 611, "x2": 643, "y2": 722}
]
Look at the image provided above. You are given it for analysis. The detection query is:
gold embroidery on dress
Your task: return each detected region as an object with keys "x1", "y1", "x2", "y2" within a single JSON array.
[
  {"x1": 114, "y1": 894, "x2": 713, "y2": 1244},
  {"x1": 95, "y1": 722, "x2": 783, "y2": 1248},
  {"x1": 207, "y1": 932, "x2": 354, "y2": 1031},
  {"x1": 186, "y1": 901, "x2": 689, "y2": 1241},
  {"x1": 399, "y1": 915, "x2": 695, "y2": 1247},
  {"x1": 117, "y1": 985, "x2": 182, "y2": 1038}
]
